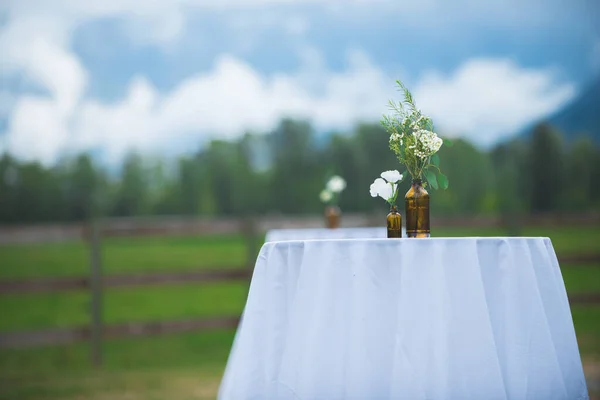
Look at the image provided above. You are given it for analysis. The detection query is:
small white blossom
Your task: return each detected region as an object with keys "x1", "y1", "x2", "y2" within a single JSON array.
[
  {"x1": 378, "y1": 182, "x2": 394, "y2": 202},
  {"x1": 320, "y1": 189, "x2": 333, "y2": 203},
  {"x1": 380, "y1": 170, "x2": 403, "y2": 183},
  {"x1": 389, "y1": 133, "x2": 403, "y2": 146},
  {"x1": 326, "y1": 176, "x2": 346, "y2": 193},
  {"x1": 370, "y1": 176, "x2": 397, "y2": 202},
  {"x1": 370, "y1": 178, "x2": 387, "y2": 198},
  {"x1": 416, "y1": 129, "x2": 442, "y2": 154}
]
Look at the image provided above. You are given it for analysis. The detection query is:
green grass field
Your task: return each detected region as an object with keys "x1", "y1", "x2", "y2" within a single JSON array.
[
  {"x1": 0, "y1": 226, "x2": 599, "y2": 399},
  {"x1": 0, "y1": 235, "x2": 248, "y2": 280}
]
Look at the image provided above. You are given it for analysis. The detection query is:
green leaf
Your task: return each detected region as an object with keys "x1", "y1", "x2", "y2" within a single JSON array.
[
  {"x1": 443, "y1": 138, "x2": 454, "y2": 147},
  {"x1": 424, "y1": 170, "x2": 438, "y2": 190},
  {"x1": 431, "y1": 153, "x2": 440, "y2": 166},
  {"x1": 437, "y1": 172, "x2": 449, "y2": 190}
]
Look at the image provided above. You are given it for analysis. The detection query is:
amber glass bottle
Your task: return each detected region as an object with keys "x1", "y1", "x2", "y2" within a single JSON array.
[
  {"x1": 405, "y1": 179, "x2": 430, "y2": 238},
  {"x1": 386, "y1": 205, "x2": 402, "y2": 238},
  {"x1": 324, "y1": 206, "x2": 341, "y2": 229}
]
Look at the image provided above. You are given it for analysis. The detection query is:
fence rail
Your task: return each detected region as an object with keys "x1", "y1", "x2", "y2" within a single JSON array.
[
  {"x1": 1, "y1": 292, "x2": 597, "y2": 348},
  {"x1": 569, "y1": 293, "x2": 600, "y2": 305},
  {"x1": 1, "y1": 212, "x2": 599, "y2": 244},
  {"x1": 0, "y1": 269, "x2": 252, "y2": 293},
  {"x1": 0, "y1": 316, "x2": 240, "y2": 348},
  {"x1": 1, "y1": 253, "x2": 598, "y2": 294}
]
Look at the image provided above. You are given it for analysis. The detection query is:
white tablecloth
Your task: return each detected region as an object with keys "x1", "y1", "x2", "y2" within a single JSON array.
[
  {"x1": 265, "y1": 227, "x2": 391, "y2": 242},
  {"x1": 219, "y1": 238, "x2": 588, "y2": 400}
]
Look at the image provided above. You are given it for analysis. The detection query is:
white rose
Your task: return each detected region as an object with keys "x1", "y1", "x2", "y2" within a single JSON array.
[
  {"x1": 319, "y1": 189, "x2": 333, "y2": 203},
  {"x1": 327, "y1": 176, "x2": 346, "y2": 193},
  {"x1": 380, "y1": 170, "x2": 403, "y2": 183}
]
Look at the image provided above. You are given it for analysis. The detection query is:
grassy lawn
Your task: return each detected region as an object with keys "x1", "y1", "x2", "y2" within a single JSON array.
[
  {"x1": 434, "y1": 225, "x2": 600, "y2": 255},
  {"x1": 0, "y1": 369, "x2": 223, "y2": 400},
  {"x1": 562, "y1": 264, "x2": 600, "y2": 293},
  {"x1": 0, "y1": 282, "x2": 249, "y2": 331},
  {"x1": 0, "y1": 330, "x2": 234, "y2": 400},
  {"x1": 0, "y1": 234, "x2": 248, "y2": 280},
  {"x1": 0, "y1": 226, "x2": 598, "y2": 399}
]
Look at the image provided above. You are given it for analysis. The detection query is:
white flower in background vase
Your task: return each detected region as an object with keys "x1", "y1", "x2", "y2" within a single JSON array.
[
  {"x1": 320, "y1": 175, "x2": 346, "y2": 207},
  {"x1": 321, "y1": 175, "x2": 345, "y2": 229},
  {"x1": 326, "y1": 175, "x2": 346, "y2": 193},
  {"x1": 380, "y1": 170, "x2": 403, "y2": 183},
  {"x1": 319, "y1": 189, "x2": 333, "y2": 203}
]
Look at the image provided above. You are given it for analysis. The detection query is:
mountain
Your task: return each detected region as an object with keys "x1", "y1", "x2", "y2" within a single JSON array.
[{"x1": 522, "y1": 76, "x2": 600, "y2": 143}]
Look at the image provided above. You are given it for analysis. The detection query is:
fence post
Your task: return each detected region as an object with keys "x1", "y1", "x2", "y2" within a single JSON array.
[
  {"x1": 243, "y1": 216, "x2": 259, "y2": 271},
  {"x1": 89, "y1": 219, "x2": 103, "y2": 367}
]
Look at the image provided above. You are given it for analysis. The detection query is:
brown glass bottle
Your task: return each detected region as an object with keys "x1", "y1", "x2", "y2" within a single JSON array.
[
  {"x1": 405, "y1": 179, "x2": 430, "y2": 238},
  {"x1": 386, "y1": 205, "x2": 402, "y2": 238},
  {"x1": 324, "y1": 206, "x2": 341, "y2": 229}
]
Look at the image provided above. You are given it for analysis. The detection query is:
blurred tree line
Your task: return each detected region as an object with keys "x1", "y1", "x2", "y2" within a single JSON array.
[{"x1": 0, "y1": 120, "x2": 599, "y2": 224}]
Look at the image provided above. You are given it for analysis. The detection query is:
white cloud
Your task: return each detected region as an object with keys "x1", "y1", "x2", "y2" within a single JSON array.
[
  {"x1": 0, "y1": 13, "x2": 88, "y2": 165},
  {"x1": 67, "y1": 50, "x2": 394, "y2": 163},
  {"x1": 121, "y1": 10, "x2": 186, "y2": 47},
  {"x1": 2, "y1": 48, "x2": 576, "y2": 164},
  {"x1": 0, "y1": 91, "x2": 16, "y2": 118},
  {"x1": 4, "y1": 97, "x2": 71, "y2": 165},
  {"x1": 413, "y1": 59, "x2": 575, "y2": 145},
  {"x1": 3, "y1": 0, "x2": 577, "y2": 52},
  {"x1": 0, "y1": 14, "x2": 87, "y2": 116},
  {"x1": 0, "y1": 0, "x2": 579, "y2": 163}
]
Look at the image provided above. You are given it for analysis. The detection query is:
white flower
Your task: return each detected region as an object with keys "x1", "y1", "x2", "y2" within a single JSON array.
[
  {"x1": 326, "y1": 175, "x2": 346, "y2": 193},
  {"x1": 389, "y1": 133, "x2": 403, "y2": 143},
  {"x1": 370, "y1": 178, "x2": 387, "y2": 197},
  {"x1": 416, "y1": 129, "x2": 443, "y2": 155},
  {"x1": 319, "y1": 189, "x2": 333, "y2": 203},
  {"x1": 380, "y1": 170, "x2": 403, "y2": 183},
  {"x1": 370, "y1": 178, "x2": 397, "y2": 202}
]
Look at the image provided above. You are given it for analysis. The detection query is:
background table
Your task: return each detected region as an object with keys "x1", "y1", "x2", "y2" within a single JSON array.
[
  {"x1": 265, "y1": 227, "x2": 391, "y2": 242},
  {"x1": 219, "y1": 238, "x2": 588, "y2": 399}
]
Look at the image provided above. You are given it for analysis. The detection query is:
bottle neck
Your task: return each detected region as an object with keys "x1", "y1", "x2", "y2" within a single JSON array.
[
  {"x1": 390, "y1": 204, "x2": 398, "y2": 212},
  {"x1": 412, "y1": 178, "x2": 422, "y2": 186}
]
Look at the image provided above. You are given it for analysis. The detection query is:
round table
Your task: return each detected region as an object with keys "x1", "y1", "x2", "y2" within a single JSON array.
[
  {"x1": 219, "y1": 238, "x2": 588, "y2": 399},
  {"x1": 265, "y1": 227, "x2": 391, "y2": 242}
]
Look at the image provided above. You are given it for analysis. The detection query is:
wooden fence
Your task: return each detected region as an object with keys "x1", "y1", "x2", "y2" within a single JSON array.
[{"x1": 0, "y1": 214, "x2": 599, "y2": 366}]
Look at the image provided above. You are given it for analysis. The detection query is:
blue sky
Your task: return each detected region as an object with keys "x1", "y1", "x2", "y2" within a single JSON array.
[{"x1": 0, "y1": 0, "x2": 599, "y2": 165}]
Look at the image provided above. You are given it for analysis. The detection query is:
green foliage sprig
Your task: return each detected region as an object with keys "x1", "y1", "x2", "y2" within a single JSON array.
[{"x1": 381, "y1": 80, "x2": 451, "y2": 190}]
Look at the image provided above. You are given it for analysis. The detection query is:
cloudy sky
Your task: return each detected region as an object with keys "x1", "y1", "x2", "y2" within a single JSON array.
[{"x1": 0, "y1": 0, "x2": 599, "y2": 165}]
